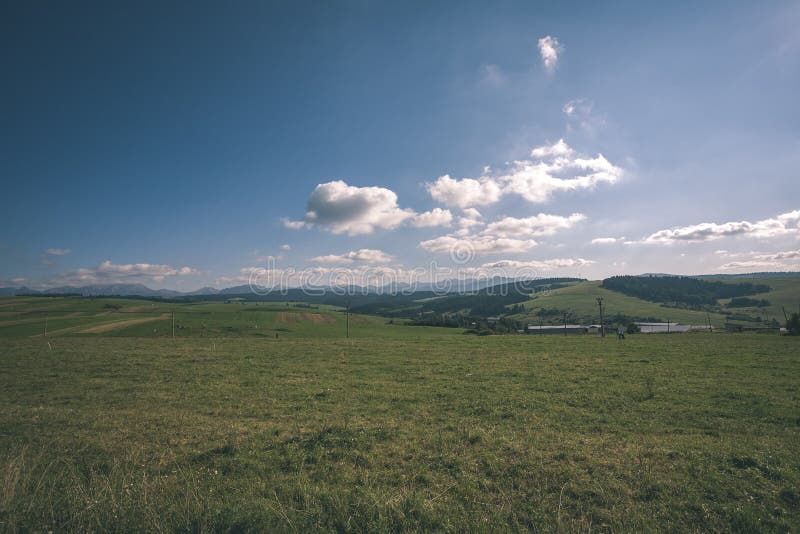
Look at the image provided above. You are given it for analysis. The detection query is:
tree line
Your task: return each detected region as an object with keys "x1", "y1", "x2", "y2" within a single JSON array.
[{"x1": 601, "y1": 276, "x2": 770, "y2": 306}]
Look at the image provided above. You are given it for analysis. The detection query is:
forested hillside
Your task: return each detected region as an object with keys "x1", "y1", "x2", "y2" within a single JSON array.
[{"x1": 601, "y1": 276, "x2": 770, "y2": 306}]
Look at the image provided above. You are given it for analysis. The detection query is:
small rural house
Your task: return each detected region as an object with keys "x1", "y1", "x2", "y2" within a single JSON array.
[{"x1": 634, "y1": 322, "x2": 691, "y2": 333}]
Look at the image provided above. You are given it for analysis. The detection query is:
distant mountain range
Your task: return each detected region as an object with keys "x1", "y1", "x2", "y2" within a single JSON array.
[
  {"x1": 638, "y1": 272, "x2": 800, "y2": 279},
  {"x1": 693, "y1": 272, "x2": 800, "y2": 279},
  {"x1": 0, "y1": 284, "x2": 220, "y2": 297},
  {"x1": 0, "y1": 277, "x2": 551, "y2": 297},
  {"x1": 0, "y1": 272, "x2": 798, "y2": 297}
]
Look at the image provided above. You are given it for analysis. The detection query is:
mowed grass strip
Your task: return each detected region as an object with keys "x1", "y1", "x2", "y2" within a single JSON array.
[
  {"x1": 77, "y1": 313, "x2": 171, "y2": 334},
  {"x1": 0, "y1": 333, "x2": 798, "y2": 531}
]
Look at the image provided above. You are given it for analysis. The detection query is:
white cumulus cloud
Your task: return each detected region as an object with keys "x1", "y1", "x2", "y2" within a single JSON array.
[
  {"x1": 411, "y1": 208, "x2": 454, "y2": 228},
  {"x1": 285, "y1": 180, "x2": 453, "y2": 235},
  {"x1": 301, "y1": 180, "x2": 415, "y2": 235},
  {"x1": 458, "y1": 208, "x2": 484, "y2": 228},
  {"x1": 481, "y1": 213, "x2": 585, "y2": 238},
  {"x1": 419, "y1": 235, "x2": 538, "y2": 256},
  {"x1": 531, "y1": 138, "x2": 573, "y2": 158},
  {"x1": 311, "y1": 249, "x2": 394, "y2": 265},
  {"x1": 425, "y1": 174, "x2": 503, "y2": 209},
  {"x1": 538, "y1": 35, "x2": 561, "y2": 72},
  {"x1": 419, "y1": 210, "x2": 585, "y2": 259},
  {"x1": 637, "y1": 209, "x2": 800, "y2": 244},
  {"x1": 281, "y1": 218, "x2": 310, "y2": 230},
  {"x1": 502, "y1": 145, "x2": 622, "y2": 203},
  {"x1": 425, "y1": 139, "x2": 622, "y2": 208}
]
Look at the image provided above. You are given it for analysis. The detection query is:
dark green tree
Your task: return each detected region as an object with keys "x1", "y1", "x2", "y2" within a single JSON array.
[{"x1": 787, "y1": 312, "x2": 800, "y2": 335}]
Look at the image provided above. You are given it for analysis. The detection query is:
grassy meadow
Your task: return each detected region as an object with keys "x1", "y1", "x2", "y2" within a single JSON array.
[
  {"x1": 517, "y1": 277, "x2": 800, "y2": 329},
  {"x1": 0, "y1": 296, "x2": 799, "y2": 532},
  {"x1": 0, "y1": 297, "x2": 458, "y2": 340}
]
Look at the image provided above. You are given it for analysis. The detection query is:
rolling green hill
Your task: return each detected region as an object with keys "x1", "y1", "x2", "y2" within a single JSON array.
[
  {"x1": 3, "y1": 275, "x2": 798, "y2": 337},
  {"x1": 513, "y1": 281, "x2": 727, "y2": 327},
  {"x1": 715, "y1": 277, "x2": 800, "y2": 323},
  {"x1": 515, "y1": 277, "x2": 800, "y2": 329}
]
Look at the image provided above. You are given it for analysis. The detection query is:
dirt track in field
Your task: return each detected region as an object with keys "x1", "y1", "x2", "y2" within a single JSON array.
[
  {"x1": 301, "y1": 312, "x2": 336, "y2": 324},
  {"x1": 278, "y1": 312, "x2": 297, "y2": 323},
  {"x1": 78, "y1": 314, "x2": 169, "y2": 334}
]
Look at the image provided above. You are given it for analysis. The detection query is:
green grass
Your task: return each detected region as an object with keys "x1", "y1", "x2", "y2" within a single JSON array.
[
  {"x1": 0, "y1": 297, "x2": 461, "y2": 340},
  {"x1": 1, "y1": 333, "x2": 799, "y2": 532}
]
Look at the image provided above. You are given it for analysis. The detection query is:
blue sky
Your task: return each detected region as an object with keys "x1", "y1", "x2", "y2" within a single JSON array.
[{"x1": 2, "y1": 0, "x2": 799, "y2": 290}]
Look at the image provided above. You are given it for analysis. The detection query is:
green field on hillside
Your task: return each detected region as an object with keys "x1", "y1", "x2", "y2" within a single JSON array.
[
  {"x1": 516, "y1": 281, "x2": 726, "y2": 326},
  {"x1": 0, "y1": 297, "x2": 460, "y2": 340},
  {"x1": 716, "y1": 277, "x2": 800, "y2": 324},
  {"x1": 512, "y1": 277, "x2": 800, "y2": 329}
]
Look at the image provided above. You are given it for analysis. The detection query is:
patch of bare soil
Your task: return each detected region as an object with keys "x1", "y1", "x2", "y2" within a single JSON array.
[
  {"x1": 301, "y1": 312, "x2": 336, "y2": 324},
  {"x1": 78, "y1": 314, "x2": 169, "y2": 334}
]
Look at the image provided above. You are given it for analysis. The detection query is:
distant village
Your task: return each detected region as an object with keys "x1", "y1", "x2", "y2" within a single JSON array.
[{"x1": 520, "y1": 322, "x2": 712, "y2": 335}]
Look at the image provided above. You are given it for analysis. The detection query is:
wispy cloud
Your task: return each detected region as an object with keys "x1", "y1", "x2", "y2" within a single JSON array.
[
  {"x1": 48, "y1": 260, "x2": 199, "y2": 287},
  {"x1": 419, "y1": 210, "x2": 585, "y2": 259},
  {"x1": 479, "y1": 63, "x2": 507, "y2": 87},
  {"x1": 45, "y1": 248, "x2": 72, "y2": 256},
  {"x1": 480, "y1": 258, "x2": 594, "y2": 270},
  {"x1": 281, "y1": 218, "x2": 309, "y2": 230},
  {"x1": 563, "y1": 98, "x2": 605, "y2": 136},
  {"x1": 591, "y1": 237, "x2": 619, "y2": 245},
  {"x1": 311, "y1": 249, "x2": 394, "y2": 265},
  {"x1": 419, "y1": 235, "x2": 538, "y2": 256},
  {"x1": 0, "y1": 277, "x2": 27, "y2": 287},
  {"x1": 719, "y1": 249, "x2": 800, "y2": 271},
  {"x1": 481, "y1": 213, "x2": 586, "y2": 238},
  {"x1": 633, "y1": 209, "x2": 800, "y2": 244}
]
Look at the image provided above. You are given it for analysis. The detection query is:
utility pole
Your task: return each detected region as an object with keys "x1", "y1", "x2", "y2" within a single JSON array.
[
  {"x1": 563, "y1": 311, "x2": 568, "y2": 336},
  {"x1": 44, "y1": 316, "x2": 48, "y2": 338},
  {"x1": 596, "y1": 297, "x2": 605, "y2": 338},
  {"x1": 346, "y1": 302, "x2": 350, "y2": 339}
]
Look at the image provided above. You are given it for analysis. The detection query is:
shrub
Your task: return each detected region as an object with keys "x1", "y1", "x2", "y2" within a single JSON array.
[
  {"x1": 787, "y1": 312, "x2": 800, "y2": 335},
  {"x1": 726, "y1": 297, "x2": 770, "y2": 308}
]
